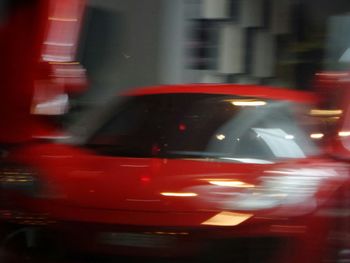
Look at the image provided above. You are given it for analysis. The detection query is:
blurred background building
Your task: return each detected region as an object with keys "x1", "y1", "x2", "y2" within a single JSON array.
[{"x1": 73, "y1": 0, "x2": 350, "y2": 112}]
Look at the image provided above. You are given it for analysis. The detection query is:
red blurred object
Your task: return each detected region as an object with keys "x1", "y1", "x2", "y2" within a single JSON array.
[
  {"x1": 178, "y1": 123, "x2": 187, "y2": 131},
  {"x1": 0, "y1": 0, "x2": 86, "y2": 143},
  {"x1": 140, "y1": 175, "x2": 151, "y2": 183},
  {"x1": 313, "y1": 71, "x2": 350, "y2": 158},
  {"x1": 0, "y1": 84, "x2": 349, "y2": 262}
]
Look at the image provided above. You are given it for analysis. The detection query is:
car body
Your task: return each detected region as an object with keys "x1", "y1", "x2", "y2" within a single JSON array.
[{"x1": 0, "y1": 84, "x2": 349, "y2": 262}]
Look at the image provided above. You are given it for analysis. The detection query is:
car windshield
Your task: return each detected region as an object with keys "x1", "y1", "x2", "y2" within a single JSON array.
[{"x1": 85, "y1": 93, "x2": 320, "y2": 163}]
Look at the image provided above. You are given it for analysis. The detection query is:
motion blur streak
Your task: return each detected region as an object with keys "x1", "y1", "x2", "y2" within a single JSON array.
[
  {"x1": 216, "y1": 134, "x2": 226, "y2": 140},
  {"x1": 310, "y1": 133, "x2": 324, "y2": 139},
  {"x1": 231, "y1": 100, "x2": 267, "y2": 106},
  {"x1": 160, "y1": 192, "x2": 198, "y2": 197},
  {"x1": 48, "y1": 17, "x2": 78, "y2": 22},
  {"x1": 208, "y1": 180, "x2": 255, "y2": 188},
  {"x1": 309, "y1": 109, "x2": 343, "y2": 116},
  {"x1": 201, "y1": 211, "x2": 253, "y2": 226},
  {"x1": 338, "y1": 131, "x2": 350, "y2": 137}
]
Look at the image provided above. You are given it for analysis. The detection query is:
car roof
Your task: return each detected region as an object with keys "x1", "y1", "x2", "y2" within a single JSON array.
[{"x1": 122, "y1": 84, "x2": 317, "y2": 104}]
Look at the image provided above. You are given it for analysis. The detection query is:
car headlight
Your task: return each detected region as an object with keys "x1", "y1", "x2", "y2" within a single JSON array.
[
  {"x1": 0, "y1": 164, "x2": 40, "y2": 196},
  {"x1": 225, "y1": 168, "x2": 338, "y2": 211}
]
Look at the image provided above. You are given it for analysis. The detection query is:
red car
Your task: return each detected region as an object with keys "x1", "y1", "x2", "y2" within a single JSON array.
[{"x1": 0, "y1": 84, "x2": 349, "y2": 262}]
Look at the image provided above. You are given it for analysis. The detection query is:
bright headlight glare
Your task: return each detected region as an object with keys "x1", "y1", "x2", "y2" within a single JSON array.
[{"x1": 226, "y1": 168, "x2": 337, "y2": 211}]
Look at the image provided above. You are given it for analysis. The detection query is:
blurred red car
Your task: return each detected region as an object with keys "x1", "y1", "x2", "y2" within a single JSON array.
[{"x1": 0, "y1": 84, "x2": 349, "y2": 262}]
